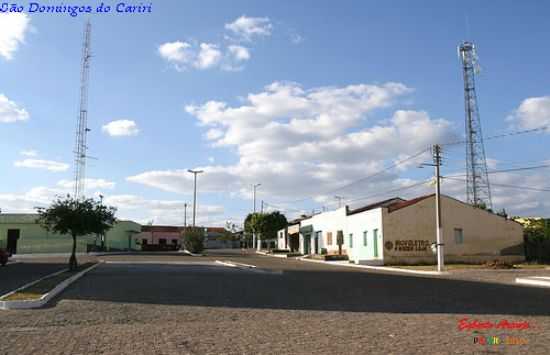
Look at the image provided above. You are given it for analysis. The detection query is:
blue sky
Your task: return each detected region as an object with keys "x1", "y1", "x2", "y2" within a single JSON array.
[{"x1": 1, "y1": 0, "x2": 549, "y2": 225}]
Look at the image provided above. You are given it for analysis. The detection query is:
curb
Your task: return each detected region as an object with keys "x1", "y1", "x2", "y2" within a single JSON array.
[
  {"x1": 0, "y1": 262, "x2": 101, "y2": 310},
  {"x1": 298, "y1": 257, "x2": 449, "y2": 276},
  {"x1": 180, "y1": 249, "x2": 204, "y2": 257},
  {"x1": 516, "y1": 276, "x2": 550, "y2": 288},
  {"x1": 256, "y1": 251, "x2": 288, "y2": 258},
  {"x1": 102, "y1": 260, "x2": 211, "y2": 265},
  {"x1": 215, "y1": 260, "x2": 257, "y2": 269}
]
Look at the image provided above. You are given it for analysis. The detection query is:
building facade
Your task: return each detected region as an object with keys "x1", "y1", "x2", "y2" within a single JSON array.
[
  {"x1": 296, "y1": 195, "x2": 524, "y2": 265},
  {"x1": 0, "y1": 214, "x2": 142, "y2": 254},
  {"x1": 277, "y1": 219, "x2": 302, "y2": 251}
]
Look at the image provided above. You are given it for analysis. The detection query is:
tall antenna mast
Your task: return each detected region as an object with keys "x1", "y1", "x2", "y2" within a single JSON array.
[
  {"x1": 458, "y1": 41, "x2": 492, "y2": 209},
  {"x1": 74, "y1": 21, "x2": 92, "y2": 199}
]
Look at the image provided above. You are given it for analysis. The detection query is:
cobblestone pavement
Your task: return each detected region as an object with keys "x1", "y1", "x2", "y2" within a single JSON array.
[{"x1": 1, "y1": 250, "x2": 549, "y2": 354}]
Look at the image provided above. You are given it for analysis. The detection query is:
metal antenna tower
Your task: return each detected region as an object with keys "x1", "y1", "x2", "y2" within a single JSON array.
[
  {"x1": 73, "y1": 21, "x2": 92, "y2": 199},
  {"x1": 458, "y1": 41, "x2": 492, "y2": 209}
]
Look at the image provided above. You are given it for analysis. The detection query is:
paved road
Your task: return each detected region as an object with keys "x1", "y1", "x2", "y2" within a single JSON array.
[
  {"x1": 0, "y1": 261, "x2": 67, "y2": 296},
  {"x1": 1, "y1": 250, "x2": 549, "y2": 354}
]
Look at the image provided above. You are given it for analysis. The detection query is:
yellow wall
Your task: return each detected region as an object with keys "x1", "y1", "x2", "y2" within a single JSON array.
[{"x1": 382, "y1": 195, "x2": 524, "y2": 265}]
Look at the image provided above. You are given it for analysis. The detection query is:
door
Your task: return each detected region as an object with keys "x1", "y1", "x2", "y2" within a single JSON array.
[
  {"x1": 373, "y1": 229, "x2": 378, "y2": 258},
  {"x1": 314, "y1": 236, "x2": 319, "y2": 254},
  {"x1": 304, "y1": 235, "x2": 311, "y2": 254},
  {"x1": 7, "y1": 229, "x2": 20, "y2": 255}
]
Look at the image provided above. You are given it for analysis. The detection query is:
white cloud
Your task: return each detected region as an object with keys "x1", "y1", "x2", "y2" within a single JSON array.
[
  {"x1": 102, "y1": 120, "x2": 139, "y2": 137},
  {"x1": 159, "y1": 41, "x2": 250, "y2": 72},
  {"x1": 158, "y1": 41, "x2": 192, "y2": 63},
  {"x1": 14, "y1": 159, "x2": 69, "y2": 172},
  {"x1": 290, "y1": 33, "x2": 304, "y2": 44},
  {"x1": 20, "y1": 149, "x2": 38, "y2": 157},
  {"x1": 132, "y1": 81, "x2": 458, "y2": 214},
  {"x1": 0, "y1": 13, "x2": 30, "y2": 60},
  {"x1": 158, "y1": 41, "x2": 224, "y2": 71},
  {"x1": 225, "y1": 15, "x2": 273, "y2": 41},
  {"x1": 228, "y1": 45, "x2": 250, "y2": 61},
  {"x1": 0, "y1": 94, "x2": 29, "y2": 123},
  {"x1": 195, "y1": 43, "x2": 222, "y2": 69},
  {"x1": 510, "y1": 96, "x2": 550, "y2": 132},
  {"x1": 0, "y1": 187, "x2": 225, "y2": 226},
  {"x1": 104, "y1": 194, "x2": 224, "y2": 226},
  {"x1": 56, "y1": 178, "x2": 116, "y2": 190}
]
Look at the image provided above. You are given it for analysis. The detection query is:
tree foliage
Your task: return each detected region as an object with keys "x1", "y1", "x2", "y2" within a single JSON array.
[
  {"x1": 37, "y1": 195, "x2": 116, "y2": 270},
  {"x1": 182, "y1": 227, "x2": 205, "y2": 254},
  {"x1": 517, "y1": 218, "x2": 550, "y2": 262},
  {"x1": 244, "y1": 211, "x2": 287, "y2": 241}
]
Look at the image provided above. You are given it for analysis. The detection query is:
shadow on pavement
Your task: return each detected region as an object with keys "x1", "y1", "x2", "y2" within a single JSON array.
[{"x1": 55, "y1": 262, "x2": 550, "y2": 316}]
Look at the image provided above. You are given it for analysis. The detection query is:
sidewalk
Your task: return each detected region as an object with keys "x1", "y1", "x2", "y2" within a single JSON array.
[{"x1": 298, "y1": 257, "x2": 449, "y2": 276}]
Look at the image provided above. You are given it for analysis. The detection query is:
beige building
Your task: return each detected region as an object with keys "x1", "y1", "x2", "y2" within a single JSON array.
[{"x1": 296, "y1": 194, "x2": 524, "y2": 265}]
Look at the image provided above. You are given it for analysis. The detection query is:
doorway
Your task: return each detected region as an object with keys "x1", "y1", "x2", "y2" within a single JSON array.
[
  {"x1": 7, "y1": 229, "x2": 20, "y2": 255},
  {"x1": 304, "y1": 235, "x2": 311, "y2": 254},
  {"x1": 314, "y1": 235, "x2": 319, "y2": 254},
  {"x1": 373, "y1": 229, "x2": 378, "y2": 258}
]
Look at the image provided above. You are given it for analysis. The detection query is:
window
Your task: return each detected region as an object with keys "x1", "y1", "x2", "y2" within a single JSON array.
[
  {"x1": 159, "y1": 238, "x2": 166, "y2": 245},
  {"x1": 327, "y1": 232, "x2": 333, "y2": 246},
  {"x1": 363, "y1": 231, "x2": 368, "y2": 246},
  {"x1": 142, "y1": 239, "x2": 148, "y2": 245},
  {"x1": 373, "y1": 229, "x2": 378, "y2": 239},
  {"x1": 454, "y1": 228, "x2": 464, "y2": 244},
  {"x1": 349, "y1": 234, "x2": 353, "y2": 248},
  {"x1": 171, "y1": 239, "x2": 178, "y2": 245}
]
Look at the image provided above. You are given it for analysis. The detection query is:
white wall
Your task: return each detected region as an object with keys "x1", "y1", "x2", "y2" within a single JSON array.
[
  {"x1": 299, "y1": 207, "x2": 348, "y2": 255},
  {"x1": 346, "y1": 208, "x2": 384, "y2": 264},
  {"x1": 277, "y1": 228, "x2": 287, "y2": 250}
]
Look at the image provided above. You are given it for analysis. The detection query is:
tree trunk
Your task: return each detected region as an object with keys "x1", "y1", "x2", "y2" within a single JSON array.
[{"x1": 69, "y1": 234, "x2": 78, "y2": 271}]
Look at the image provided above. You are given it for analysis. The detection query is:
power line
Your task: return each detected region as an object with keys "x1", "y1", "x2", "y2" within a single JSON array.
[
  {"x1": 272, "y1": 147, "x2": 430, "y2": 206},
  {"x1": 443, "y1": 176, "x2": 550, "y2": 193},
  {"x1": 323, "y1": 178, "x2": 433, "y2": 208},
  {"x1": 441, "y1": 125, "x2": 549, "y2": 147},
  {"x1": 444, "y1": 163, "x2": 550, "y2": 178}
]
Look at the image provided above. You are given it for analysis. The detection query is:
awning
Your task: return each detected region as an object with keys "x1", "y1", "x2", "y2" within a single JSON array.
[{"x1": 299, "y1": 225, "x2": 313, "y2": 234}]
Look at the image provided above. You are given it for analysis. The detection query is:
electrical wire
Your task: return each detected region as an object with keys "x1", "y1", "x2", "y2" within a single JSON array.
[{"x1": 443, "y1": 176, "x2": 550, "y2": 193}]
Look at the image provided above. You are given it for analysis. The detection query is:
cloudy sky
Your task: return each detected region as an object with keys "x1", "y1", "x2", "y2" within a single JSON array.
[{"x1": 1, "y1": 1, "x2": 549, "y2": 226}]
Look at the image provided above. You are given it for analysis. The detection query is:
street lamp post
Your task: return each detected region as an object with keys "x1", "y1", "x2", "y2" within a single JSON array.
[
  {"x1": 188, "y1": 169, "x2": 204, "y2": 227},
  {"x1": 252, "y1": 183, "x2": 261, "y2": 249}
]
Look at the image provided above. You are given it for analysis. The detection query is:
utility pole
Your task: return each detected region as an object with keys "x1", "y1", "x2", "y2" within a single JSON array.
[
  {"x1": 188, "y1": 169, "x2": 204, "y2": 227},
  {"x1": 433, "y1": 144, "x2": 444, "y2": 272},
  {"x1": 334, "y1": 196, "x2": 344, "y2": 208},
  {"x1": 253, "y1": 183, "x2": 261, "y2": 213},
  {"x1": 252, "y1": 183, "x2": 261, "y2": 249},
  {"x1": 184, "y1": 203, "x2": 188, "y2": 228},
  {"x1": 261, "y1": 200, "x2": 264, "y2": 213}
]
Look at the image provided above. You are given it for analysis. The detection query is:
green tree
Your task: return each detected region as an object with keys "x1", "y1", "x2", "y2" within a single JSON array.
[
  {"x1": 244, "y1": 211, "x2": 287, "y2": 247},
  {"x1": 37, "y1": 195, "x2": 117, "y2": 270},
  {"x1": 182, "y1": 227, "x2": 205, "y2": 253}
]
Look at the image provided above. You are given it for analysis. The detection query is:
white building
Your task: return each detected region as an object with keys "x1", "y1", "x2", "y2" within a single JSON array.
[{"x1": 297, "y1": 194, "x2": 524, "y2": 265}]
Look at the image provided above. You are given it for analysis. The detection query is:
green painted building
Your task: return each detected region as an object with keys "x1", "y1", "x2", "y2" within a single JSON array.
[{"x1": 0, "y1": 214, "x2": 141, "y2": 254}]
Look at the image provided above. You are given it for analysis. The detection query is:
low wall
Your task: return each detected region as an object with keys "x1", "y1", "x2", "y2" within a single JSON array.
[{"x1": 383, "y1": 254, "x2": 525, "y2": 265}]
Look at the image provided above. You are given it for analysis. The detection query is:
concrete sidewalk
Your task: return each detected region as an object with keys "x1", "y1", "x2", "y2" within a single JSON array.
[{"x1": 298, "y1": 257, "x2": 448, "y2": 276}]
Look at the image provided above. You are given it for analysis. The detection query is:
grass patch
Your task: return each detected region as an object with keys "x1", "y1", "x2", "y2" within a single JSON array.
[{"x1": 1, "y1": 262, "x2": 95, "y2": 301}]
